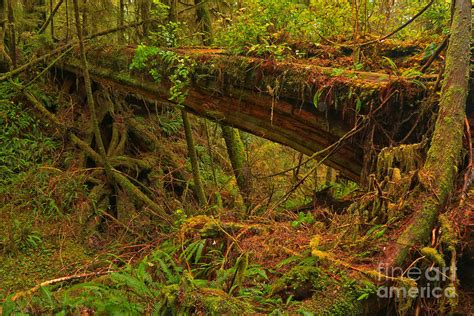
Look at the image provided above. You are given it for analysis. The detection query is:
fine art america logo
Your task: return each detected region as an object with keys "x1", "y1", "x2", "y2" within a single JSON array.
[{"x1": 376, "y1": 264, "x2": 456, "y2": 299}]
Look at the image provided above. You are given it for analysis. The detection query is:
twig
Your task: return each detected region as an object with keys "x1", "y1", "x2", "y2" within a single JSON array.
[
  {"x1": 420, "y1": 35, "x2": 449, "y2": 73},
  {"x1": 315, "y1": 0, "x2": 435, "y2": 48}
]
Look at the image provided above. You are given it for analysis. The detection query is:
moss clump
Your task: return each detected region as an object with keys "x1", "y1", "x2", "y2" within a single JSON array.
[
  {"x1": 299, "y1": 289, "x2": 365, "y2": 316},
  {"x1": 438, "y1": 214, "x2": 458, "y2": 252},
  {"x1": 272, "y1": 265, "x2": 329, "y2": 301},
  {"x1": 420, "y1": 247, "x2": 446, "y2": 268},
  {"x1": 190, "y1": 288, "x2": 254, "y2": 315}
]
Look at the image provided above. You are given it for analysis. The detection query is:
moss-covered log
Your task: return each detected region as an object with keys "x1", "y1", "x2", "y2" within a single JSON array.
[{"x1": 58, "y1": 46, "x2": 431, "y2": 182}]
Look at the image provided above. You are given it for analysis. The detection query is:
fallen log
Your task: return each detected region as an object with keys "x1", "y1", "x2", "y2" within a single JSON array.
[{"x1": 57, "y1": 46, "x2": 432, "y2": 182}]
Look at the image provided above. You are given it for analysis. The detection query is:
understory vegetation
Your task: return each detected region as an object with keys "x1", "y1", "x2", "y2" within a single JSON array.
[{"x1": 0, "y1": 0, "x2": 473, "y2": 315}]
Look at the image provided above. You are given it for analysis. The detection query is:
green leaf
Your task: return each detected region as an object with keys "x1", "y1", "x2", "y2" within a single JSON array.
[
  {"x1": 357, "y1": 292, "x2": 370, "y2": 301},
  {"x1": 355, "y1": 97, "x2": 362, "y2": 113},
  {"x1": 312, "y1": 90, "x2": 322, "y2": 109}
]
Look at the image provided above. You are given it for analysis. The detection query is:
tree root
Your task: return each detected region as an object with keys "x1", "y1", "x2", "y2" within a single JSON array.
[{"x1": 25, "y1": 88, "x2": 172, "y2": 224}]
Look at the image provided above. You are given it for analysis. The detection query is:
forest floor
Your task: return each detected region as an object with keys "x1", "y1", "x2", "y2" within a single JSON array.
[{"x1": 1, "y1": 179, "x2": 473, "y2": 314}]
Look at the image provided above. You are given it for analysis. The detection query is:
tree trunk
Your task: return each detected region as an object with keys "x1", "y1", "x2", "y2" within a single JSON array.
[
  {"x1": 139, "y1": 0, "x2": 151, "y2": 38},
  {"x1": 118, "y1": 0, "x2": 124, "y2": 43},
  {"x1": 388, "y1": 0, "x2": 472, "y2": 267},
  {"x1": 182, "y1": 109, "x2": 207, "y2": 206},
  {"x1": 168, "y1": 0, "x2": 177, "y2": 23},
  {"x1": 221, "y1": 125, "x2": 252, "y2": 210},
  {"x1": 6, "y1": 0, "x2": 15, "y2": 67}
]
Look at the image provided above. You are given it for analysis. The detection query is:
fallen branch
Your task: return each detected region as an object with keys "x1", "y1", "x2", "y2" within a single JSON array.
[
  {"x1": 420, "y1": 35, "x2": 449, "y2": 73},
  {"x1": 11, "y1": 271, "x2": 114, "y2": 302}
]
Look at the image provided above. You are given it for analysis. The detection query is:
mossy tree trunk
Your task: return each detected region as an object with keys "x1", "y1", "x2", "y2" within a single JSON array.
[
  {"x1": 168, "y1": 0, "x2": 177, "y2": 24},
  {"x1": 182, "y1": 109, "x2": 207, "y2": 206},
  {"x1": 389, "y1": 0, "x2": 471, "y2": 267},
  {"x1": 222, "y1": 125, "x2": 252, "y2": 210},
  {"x1": 139, "y1": 0, "x2": 151, "y2": 38},
  {"x1": 118, "y1": 0, "x2": 125, "y2": 43}
]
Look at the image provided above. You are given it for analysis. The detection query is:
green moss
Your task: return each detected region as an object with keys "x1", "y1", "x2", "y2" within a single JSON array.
[
  {"x1": 272, "y1": 266, "x2": 329, "y2": 300},
  {"x1": 296, "y1": 269, "x2": 373, "y2": 315},
  {"x1": 438, "y1": 214, "x2": 458, "y2": 251},
  {"x1": 0, "y1": 240, "x2": 90, "y2": 299},
  {"x1": 420, "y1": 247, "x2": 446, "y2": 268},
  {"x1": 193, "y1": 288, "x2": 254, "y2": 315},
  {"x1": 300, "y1": 290, "x2": 365, "y2": 316}
]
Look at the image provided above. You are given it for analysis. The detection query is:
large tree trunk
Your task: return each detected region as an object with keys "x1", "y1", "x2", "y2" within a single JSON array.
[{"x1": 387, "y1": 0, "x2": 472, "y2": 267}]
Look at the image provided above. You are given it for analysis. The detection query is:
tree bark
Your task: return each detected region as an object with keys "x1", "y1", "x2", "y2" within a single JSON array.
[{"x1": 388, "y1": 0, "x2": 472, "y2": 267}]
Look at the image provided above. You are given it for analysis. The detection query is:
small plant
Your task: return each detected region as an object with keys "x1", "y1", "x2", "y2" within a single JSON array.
[
  {"x1": 1, "y1": 219, "x2": 43, "y2": 254},
  {"x1": 130, "y1": 45, "x2": 196, "y2": 106},
  {"x1": 330, "y1": 68, "x2": 344, "y2": 77},
  {"x1": 291, "y1": 211, "x2": 315, "y2": 228},
  {"x1": 0, "y1": 87, "x2": 57, "y2": 190}
]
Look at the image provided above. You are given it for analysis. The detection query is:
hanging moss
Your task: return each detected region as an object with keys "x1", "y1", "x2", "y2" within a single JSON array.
[{"x1": 376, "y1": 143, "x2": 423, "y2": 177}]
